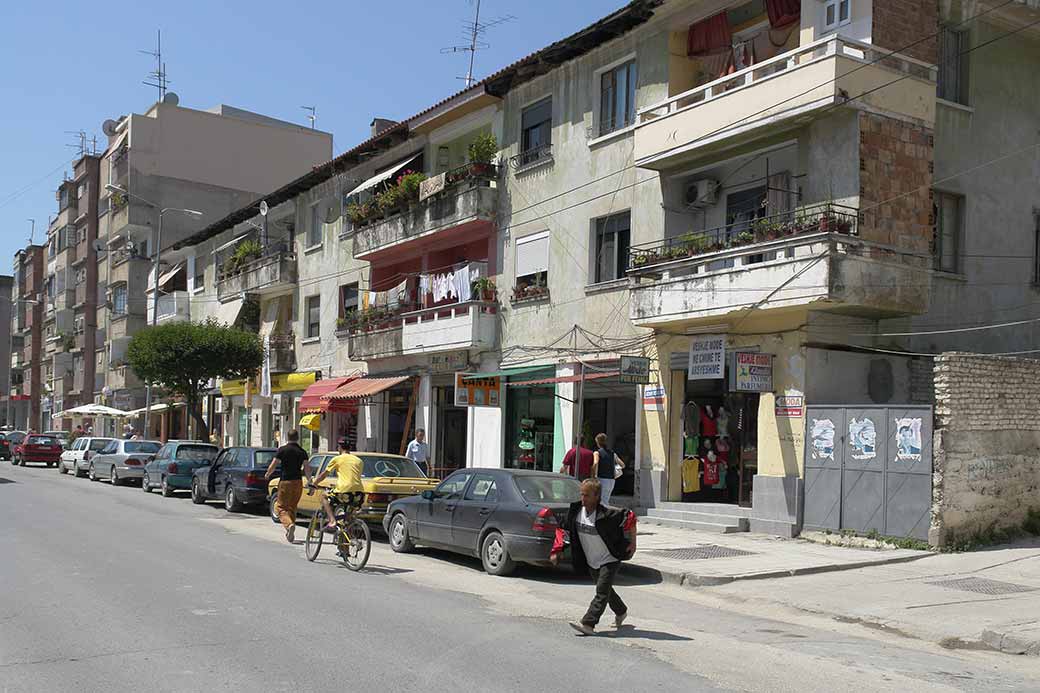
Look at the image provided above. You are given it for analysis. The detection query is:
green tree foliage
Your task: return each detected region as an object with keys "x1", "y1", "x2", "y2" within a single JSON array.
[{"x1": 126, "y1": 319, "x2": 264, "y2": 440}]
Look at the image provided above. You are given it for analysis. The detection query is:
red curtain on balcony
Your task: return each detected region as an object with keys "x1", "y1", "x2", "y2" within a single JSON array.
[
  {"x1": 687, "y1": 12, "x2": 732, "y2": 56},
  {"x1": 765, "y1": 0, "x2": 801, "y2": 29}
]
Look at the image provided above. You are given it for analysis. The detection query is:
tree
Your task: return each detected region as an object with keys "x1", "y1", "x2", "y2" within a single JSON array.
[{"x1": 126, "y1": 319, "x2": 264, "y2": 441}]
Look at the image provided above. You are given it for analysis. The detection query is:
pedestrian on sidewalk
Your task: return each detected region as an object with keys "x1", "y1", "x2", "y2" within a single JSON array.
[
  {"x1": 550, "y1": 478, "x2": 637, "y2": 636},
  {"x1": 405, "y1": 428, "x2": 431, "y2": 477},
  {"x1": 265, "y1": 429, "x2": 310, "y2": 544},
  {"x1": 560, "y1": 436, "x2": 594, "y2": 480},
  {"x1": 591, "y1": 433, "x2": 625, "y2": 504}
]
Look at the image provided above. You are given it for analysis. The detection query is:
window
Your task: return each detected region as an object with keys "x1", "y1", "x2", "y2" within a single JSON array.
[
  {"x1": 77, "y1": 183, "x2": 87, "y2": 199},
  {"x1": 306, "y1": 295, "x2": 321, "y2": 339},
  {"x1": 339, "y1": 283, "x2": 359, "y2": 320},
  {"x1": 520, "y1": 98, "x2": 552, "y2": 165},
  {"x1": 822, "y1": 0, "x2": 851, "y2": 31},
  {"x1": 592, "y1": 211, "x2": 631, "y2": 283},
  {"x1": 938, "y1": 26, "x2": 969, "y2": 105},
  {"x1": 1033, "y1": 212, "x2": 1040, "y2": 285},
  {"x1": 112, "y1": 285, "x2": 128, "y2": 315},
  {"x1": 933, "y1": 192, "x2": 963, "y2": 273},
  {"x1": 465, "y1": 475, "x2": 498, "y2": 502},
  {"x1": 307, "y1": 202, "x2": 322, "y2": 248},
  {"x1": 188, "y1": 255, "x2": 204, "y2": 293},
  {"x1": 515, "y1": 231, "x2": 549, "y2": 294},
  {"x1": 436, "y1": 472, "x2": 473, "y2": 498},
  {"x1": 599, "y1": 60, "x2": 637, "y2": 136}
]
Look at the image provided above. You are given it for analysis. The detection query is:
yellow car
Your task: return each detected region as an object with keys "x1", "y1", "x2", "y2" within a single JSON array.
[{"x1": 267, "y1": 451, "x2": 438, "y2": 525}]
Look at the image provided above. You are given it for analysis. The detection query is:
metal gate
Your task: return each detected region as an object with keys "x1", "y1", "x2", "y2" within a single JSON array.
[{"x1": 803, "y1": 405, "x2": 932, "y2": 540}]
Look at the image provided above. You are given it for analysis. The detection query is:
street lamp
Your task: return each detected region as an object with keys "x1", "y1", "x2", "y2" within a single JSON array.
[{"x1": 105, "y1": 184, "x2": 202, "y2": 438}]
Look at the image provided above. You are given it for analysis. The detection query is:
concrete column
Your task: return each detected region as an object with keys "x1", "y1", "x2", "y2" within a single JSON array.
[
  {"x1": 553, "y1": 362, "x2": 578, "y2": 463},
  {"x1": 416, "y1": 374, "x2": 432, "y2": 442}
]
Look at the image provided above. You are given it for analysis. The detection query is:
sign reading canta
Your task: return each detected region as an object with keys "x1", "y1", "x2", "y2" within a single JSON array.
[
  {"x1": 731, "y1": 352, "x2": 774, "y2": 392},
  {"x1": 454, "y1": 372, "x2": 501, "y2": 408},
  {"x1": 419, "y1": 172, "x2": 446, "y2": 201},
  {"x1": 619, "y1": 355, "x2": 651, "y2": 384},
  {"x1": 642, "y1": 384, "x2": 665, "y2": 411},
  {"x1": 688, "y1": 335, "x2": 725, "y2": 380}
]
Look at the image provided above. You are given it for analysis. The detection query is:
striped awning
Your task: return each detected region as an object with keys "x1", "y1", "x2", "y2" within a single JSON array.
[
  {"x1": 298, "y1": 376, "x2": 357, "y2": 414},
  {"x1": 507, "y1": 371, "x2": 619, "y2": 388},
  {"x1": 323, "y1": 375, "x2": 410, "y2": 402}
]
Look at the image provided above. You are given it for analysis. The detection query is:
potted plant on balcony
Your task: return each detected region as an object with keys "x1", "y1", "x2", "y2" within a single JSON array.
[
  {"x1": 467, "y1": 133, "x2": 498, "y2": 181},
  {"x1": 346, "y1": 201, "x2": 372, "y2": 227},
  {"x1": 472, "y1": 276, "x2": 497, "y2": 302},
  {"x1": 396, "y1": 171, "x2": 428, "y2": 211}
]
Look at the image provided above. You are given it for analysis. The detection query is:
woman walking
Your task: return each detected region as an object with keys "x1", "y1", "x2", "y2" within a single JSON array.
[{"x1": 591, "y1": 432, "x2": 625, "y2": 504}]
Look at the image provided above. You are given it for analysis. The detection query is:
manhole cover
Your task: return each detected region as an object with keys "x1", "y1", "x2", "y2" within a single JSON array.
[
  {"x1": 927, "y1": 577, "x2": 1038, "y2": 595},
  {"x1": 646, "y1": 545, "x2": 755, "y2": 560}
]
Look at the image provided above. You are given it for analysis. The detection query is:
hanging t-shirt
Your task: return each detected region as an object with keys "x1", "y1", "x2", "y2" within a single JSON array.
[
  {"x1": 702, "y1": 458, "x2": 721, "y2": 486},
  {"x1": 701, "y1": 408, "x2": 718, "y2": 437},
  {"x1": 684, "y1": 435, "x2": 700, "y2": 457},
  {"x1": 715, "y1": 436, "x2": 731, "y2": 464},
  {"x1": 681, "y1": 457, "x2": 701, "y2": 493},
  {"x1": 683, "y1": 402, "x2": 700, "y2": 438},
  {"x1": 712, "y1": 465, "x2": 728, "y2": 490},
  {"x1": 576, "y1": 506, "x2": 616, "y2": 570},
  {"x1": 717, "y1": 406, "x2": 730, "y2": 436}
]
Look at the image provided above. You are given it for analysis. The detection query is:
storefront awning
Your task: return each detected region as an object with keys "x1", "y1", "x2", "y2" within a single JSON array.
[
  {"x1": 298, "y1": 376, "x2": 357, "y2": 414},
  {"x1": 213, "y1": 297, "x2": 245, "y2": 326},
  {"x1": 323, "y1": 375, "x2": 410, "y2": 402},
  {"x1": 507, "y1": 371, "x2": 620, "y2": 388},
  {"x1": 344, "y1": 153, "x2": 421, "y2": 198},
  {"x1": 221, "y1": 371, "x2": 318, "y2": 397},
  {"x1": 461, "y1": 365, "x2": 553, "y2": 381},
  {"x1": 299, "y1": 413, "x2": 321, "y2": 432}
]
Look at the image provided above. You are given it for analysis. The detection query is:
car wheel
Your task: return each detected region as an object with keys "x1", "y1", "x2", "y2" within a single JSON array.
[
  {"x1": 191, "y1": 478, "x2": 206, "y2": 505},
  {"x1": 88, "y1": 464, "x2": 97, "y2": 481},
  {"x1": 268, "y1": 492, "x2": 280, "y2": 524},
  {"x1": 388, "y1": 513, "x2": 415, "y2": 553},
  {"x1": 142, "y1": 473, "x2": 151, "y2": 492},
  {"x1": 111, "y1": 467, "x2": 120, "y2": 486},
  {"x1": 480, "y1": 531, "x2": 515, "y2": 576},
  {"x1": 225, "y1": 485, "x2": 244, "y2": 513},
  {"x1": 47, "y1": 461, "x2": 54, "y2": 468},
  {"x1": 160, "y1": 477, "x2": 174, "y2": 498}
]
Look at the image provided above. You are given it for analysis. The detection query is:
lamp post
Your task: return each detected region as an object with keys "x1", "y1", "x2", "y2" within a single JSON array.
[{"x1": 105, "y1": 184, "x2": 201, "y2": 438}]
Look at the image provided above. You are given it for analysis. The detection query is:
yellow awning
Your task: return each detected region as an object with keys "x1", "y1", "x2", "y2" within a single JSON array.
[
  {"x1": 299, "y1": 414, "x2": 321, "y2": 431},
  {"x1": 221, "y1": 371, "x2": 317, "y2": 396}
]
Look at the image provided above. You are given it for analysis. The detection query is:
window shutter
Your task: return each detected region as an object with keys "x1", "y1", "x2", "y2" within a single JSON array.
[{"x1": 515, "y1": 232, "x2": 550, "y2": 278}]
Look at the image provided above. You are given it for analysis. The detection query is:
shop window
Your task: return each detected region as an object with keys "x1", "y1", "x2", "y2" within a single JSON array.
[
  {"x1": 305, "y1": 295, "x2": 321, "y2": 339},
  {"x1": 933, "y1": 191, "x2": 963, "y2": 274},
  {"x1": 592, "y1": 211, "x2": 631, "y2": 283},
  {"x1": 821, "y1": 0, "x2": 851, "y2": 32},
  {"x1": 938, "y1": 25, "x2": 969, "y2": 105},
  {"x1": 599, "y1": 59, "x2": 637, "y2": 136},
  {"x1": 519, "y1": 98, "x2": 552, "y2": 166},
  {"x1": 514, "y1": 231, "x2": 549, "y2": 298}
]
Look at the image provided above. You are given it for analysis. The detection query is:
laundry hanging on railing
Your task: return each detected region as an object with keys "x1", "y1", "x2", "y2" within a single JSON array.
[
  {"x1": 361, "y1": 279, "x2": 409, "y2": 311},
  {"x1": 418, "y1": 261, "x2": 486, "y2": 308}
]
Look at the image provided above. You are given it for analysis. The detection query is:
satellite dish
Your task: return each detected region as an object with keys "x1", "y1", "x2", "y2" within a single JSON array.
[
  {"x1": 125, "y1": 241, "x2": 137, "y2": 256},
  {"x1": 102, "y1": 119, "x2": 119, "y2": 137},
  {"x1": 259, "y1": 200, "x2": 269, "y2": 217},
  {"x1": 92, "y1": 239, "x2": 105, "y2": 253},
  {"x1": 324, "y1": 203, "x2": 340, "y2": 225},
  {"x1": 163, "y1": 92, "x2": 180, "y2": 106}
]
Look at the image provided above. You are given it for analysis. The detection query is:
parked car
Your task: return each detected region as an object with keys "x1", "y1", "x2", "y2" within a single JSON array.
[
  {"x1": 13, "y1": 434, "x2": 65, "y2": 467},
  {"x1": 0, "y1": 432, "x2": 13, "y2": 460},
  {"x1": 382, "y1": 469, "x2": 581, "y2": 576},
  {"x1": 60, "y1": 437, "x2": 117, "y2": 477},
  {"x1": 89, "y1": 439, "x2": 162, "y2": 485},
  {"x1": 5, "y1": 431, "x2": 27, "y2": 463},
  {"x1": 267, "y1": 452, "x2": 438, "y2": 525},
  {"x1": 191, "y1": 446, "x2": 278, "y2": 512},
  {"x1": 143, "y1": 441, "x2": 220, "y2": 497},
  {"x1": 44, "y1": 430, "x2": 71, "y2": 450}
]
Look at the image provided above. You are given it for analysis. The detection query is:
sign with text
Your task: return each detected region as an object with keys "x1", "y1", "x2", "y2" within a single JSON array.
[
  {"x1": 619, "y1": 355, "x2": 651, "y2": 384},
  {"x1": 454, "y1": 372, "x2": 501, "y2": 408},
  {"x1": 430, "y1": 351, "x2": 468, "y2": 374},
  {"x1": 688, "y1": 335, "x2": 725, "y2": 380},
  {"x1": 731, "y1": 352, "x2": 774, "y2": 392},
  {"x1": 775, "y1": 395, "x2": 804, "y2": 417},
  {"x1": 419, "y1": 172, "x2": 446, "y2": 201},
  {"x1": 642, "y1": 384, "x2": 666, "y2": 411}
]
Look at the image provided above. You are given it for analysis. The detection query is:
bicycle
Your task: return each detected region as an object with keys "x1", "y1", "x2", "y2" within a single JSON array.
[{"x1": 304, "y1": 488, "x2": 371, "y2": 571}]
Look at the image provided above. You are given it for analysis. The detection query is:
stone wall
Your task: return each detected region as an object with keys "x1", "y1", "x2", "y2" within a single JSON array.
[
  {"x1": 930, "y1": 353, "x2": 1040, "y2": 547},
  {"x1": 871, "y1": 0, "x2": 938, "y2": 65}
]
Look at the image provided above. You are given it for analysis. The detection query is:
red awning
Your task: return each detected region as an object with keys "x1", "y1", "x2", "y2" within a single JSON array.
[
  {"x1": 507, "y1": 371, "x2": 620, "y2": 388},
  {"x1": 298, "y1": 376, "x2": 357, "y2": 413},
  {"x1": 323, "y1": 376, "x2": 411, "y2": 403}
]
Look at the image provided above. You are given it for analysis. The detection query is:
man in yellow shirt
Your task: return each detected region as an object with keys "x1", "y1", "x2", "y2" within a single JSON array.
[{"x1": 310, "y1": 438, "x2": 364, "y2": 531}]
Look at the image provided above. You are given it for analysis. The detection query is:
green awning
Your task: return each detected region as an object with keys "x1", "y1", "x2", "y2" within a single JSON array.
[{"x1": 460, "y1": 365, "x2": 555, "y2": 381}]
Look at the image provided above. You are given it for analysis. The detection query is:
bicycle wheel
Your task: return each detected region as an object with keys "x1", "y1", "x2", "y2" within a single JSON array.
[
  {"x1": 305, "y1": 512, "x2": 325, "y2": 562},
  {"x1": 338, "y1": 519, "x2": 371, "y2": 571}
]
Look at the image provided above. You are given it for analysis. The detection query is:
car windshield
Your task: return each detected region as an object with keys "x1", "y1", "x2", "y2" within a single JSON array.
[
  {"x1": 8, "y1": 432, "x2": 25, "y2": 444},
  {"x1": 27, "y1": 436, "x2": 59, "y2": 446},
  {"x1": 173, "y1": 445, "x2": 218, "y2": 460},
  {"x1": 90, "y1": 439, "x2": 115, "y2": 452},
  {"x1": 125, "y1": 442, "x2": 162, "y2": 454},
  {"x1": 358, "y1": 455, "x2": 424, "y2": 478},
  {"x1": 255, "y1": 451, "x2": 277, "y2": 469},
  {"x1": 514, "y1": 476, "x2": 581, "y2": 504}
]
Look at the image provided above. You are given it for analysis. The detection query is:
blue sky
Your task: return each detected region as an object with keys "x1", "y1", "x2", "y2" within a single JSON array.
[{"x1": 0, "y1": 0, "x2": 622, "y2": 269}]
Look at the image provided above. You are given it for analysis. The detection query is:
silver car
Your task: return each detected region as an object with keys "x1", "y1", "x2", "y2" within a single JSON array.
[
  {"x1": 60, "y1": 437, "x2": 117, "y2": 477},
  {"x1": 88, "y1": 439, "x2": 162, "y2": 486}
]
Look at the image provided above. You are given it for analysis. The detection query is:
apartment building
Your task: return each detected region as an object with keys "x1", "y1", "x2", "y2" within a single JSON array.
[
  {"x1": 93, "y1": 98, "x2": 332, "y2": 434},
  {"x1": 12, "y1": 245, "x2": 45, "y2": 430},
  {"x1": 0, "y1": 275, "x2": 12, "y2": 428}
]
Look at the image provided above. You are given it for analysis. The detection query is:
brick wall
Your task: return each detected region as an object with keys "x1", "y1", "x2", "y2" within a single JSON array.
[
  {"x1": 930, "y1": 353, "x2": 1040, "y2": 547},
  {"x1": 858, "y1": 112, "x2": 933, "y2": 254},
  {"x1": 871, "y1": 0, "x2": 938, "y2": 65}
]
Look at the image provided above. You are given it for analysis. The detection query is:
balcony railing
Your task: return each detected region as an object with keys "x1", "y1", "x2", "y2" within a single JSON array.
[
  {"x1": 629, "y1": 203, "x2": 858, "y2": 272},
  {"x1": 509, "y1": 143, "x2": 553, "y2": 171},
  {"x1": 147, "y1": 291, "x2": 191, "y2": 323},
  {"x1": 344, "y1": 300, "x2": 498, "y2": 360},
  {"x1": 216, "y1": 246, "x2": 297, "y2": 301}
]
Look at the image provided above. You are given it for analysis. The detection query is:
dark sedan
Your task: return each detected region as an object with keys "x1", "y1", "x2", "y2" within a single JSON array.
[
  {"x1": 382, "y1": 469, "x2": 580, "y2": 576},
  {"x1": 191, "y1": 446, "x2": 277, "y2": 512}
]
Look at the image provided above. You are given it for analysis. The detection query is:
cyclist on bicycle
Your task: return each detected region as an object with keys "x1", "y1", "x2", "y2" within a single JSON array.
[{"x1": 309, "y1": 437, "x2": 364, "y2": 531}]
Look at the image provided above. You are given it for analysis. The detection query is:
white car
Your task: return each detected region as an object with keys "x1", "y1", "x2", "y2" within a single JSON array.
[{"x1": 59, "y1": 437, "x2": 117, "y2": 477}]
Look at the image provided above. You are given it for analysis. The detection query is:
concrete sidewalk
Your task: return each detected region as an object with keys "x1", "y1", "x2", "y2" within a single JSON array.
[
  {"x1": 623, "y1": 520, "x2": 930, "y2": 586},
  {"x1": 701, "y1": 537, "x2": 1040, "y2": 655}
]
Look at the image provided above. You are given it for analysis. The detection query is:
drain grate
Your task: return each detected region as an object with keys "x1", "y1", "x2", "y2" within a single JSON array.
[
  {"x1": 646, "y1": 545, "x2": 755, "y2": 560},
  {"x1": 927, "y1": 577, "x2": 1038, "y2": 596}
]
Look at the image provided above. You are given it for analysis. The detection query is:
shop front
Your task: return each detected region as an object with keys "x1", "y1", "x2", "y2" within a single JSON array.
[{"x1": 221, "y1": 371, "x2": 319, "y2": 448}]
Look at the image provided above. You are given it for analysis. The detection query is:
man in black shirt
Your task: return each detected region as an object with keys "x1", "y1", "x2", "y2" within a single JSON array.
[{"x1": 265, "y1": 429, "x2": 311, "y2": 543}]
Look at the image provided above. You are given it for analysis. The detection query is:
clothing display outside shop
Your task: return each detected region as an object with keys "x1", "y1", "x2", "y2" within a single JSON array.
[{"x1": 680, "y1": 378, "x2": 758, "y2": 505}]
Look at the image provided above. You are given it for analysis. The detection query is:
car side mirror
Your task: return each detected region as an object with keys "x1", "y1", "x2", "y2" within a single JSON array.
[{"x1": 421, "y1": 490, "x2": 436, "y2": 501}]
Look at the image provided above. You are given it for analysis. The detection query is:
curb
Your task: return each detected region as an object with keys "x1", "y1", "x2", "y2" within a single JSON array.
[{"x1": 981, "y1": 628, "x2": 1040, "y2": 655}]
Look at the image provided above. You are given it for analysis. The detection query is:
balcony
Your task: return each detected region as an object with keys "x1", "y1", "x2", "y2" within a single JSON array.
[
  {"x1": 350, "y1": 164, "x2": 499, "y2": 260},
  {"x1": 346, "y1": 300, "x2": 498, "y2": 361},
  {"x1": 109, "y1": 365, "x2": 142, "y2": 392},
  {"x1": 216, "y1": 248, "x2": 297, "y2": 302},
  {"x1": 628, "y1": 205, "x2": 931, "y2": 328},
  {"x1": 267, "y1": 333, "x2": 296, "y2": 373},
  {"x1": 147, "y1": 291, "x2": 191, "y2": 324},
  {"x1": 635, "y1": 36, "x2": 936, "y2": 170}
]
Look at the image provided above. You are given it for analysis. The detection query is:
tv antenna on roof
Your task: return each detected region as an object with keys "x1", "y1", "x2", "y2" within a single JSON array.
[
  {"x1": 140, "y1": 29, "x2": 169, "y2": 101},
  {"x1": 441, "y1": 0, "x2": 515, "y2": 87},
  {"x1": 65, "y1": 130, "x2": 89, "y2": 158},
  {"x1": 301, "y1": 106, "x2": 316, "y2": 129}
]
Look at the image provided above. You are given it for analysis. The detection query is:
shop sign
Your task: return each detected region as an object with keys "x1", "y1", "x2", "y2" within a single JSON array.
[
  {"x1": 419, "y1": 172, "x2": 446, "y2": 201},
  {"x1": 642, "y1": 384, "x2": 665, "y2": 411},
  {"x1": 619, "y1": 356, "x2": 650, "y2": 384},
  {"x1": 688, "y1": 335, "x2": 725, "y2": 380},
  {"x1": 454, "y1": 372, "x2": 501, "y2": 408},
  {"x1": 775, "y1": 395, "x2": 804, "y2": 417},
  {"x1": 430, "y1": 351, "x2": 468, "y2": 374},
  {"x1": 731, "y1": 352, "x2": 773, "y2": 392}
]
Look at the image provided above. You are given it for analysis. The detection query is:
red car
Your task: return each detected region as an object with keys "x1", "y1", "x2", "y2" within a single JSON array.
[{"x1": 14, "y1": 434, "x2": 64, "y2": 467}]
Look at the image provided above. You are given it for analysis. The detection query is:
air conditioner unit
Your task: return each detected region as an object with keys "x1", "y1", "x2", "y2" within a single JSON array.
[
  {"x1": 272, "y1": 395, "x2": 283, "y2": 416},
  {"x1": 684, "y1": 179, "x2": 719, "y2": 209},
  {"x1": 214, "y1": 397, "x2": 225, "y2": 414}
]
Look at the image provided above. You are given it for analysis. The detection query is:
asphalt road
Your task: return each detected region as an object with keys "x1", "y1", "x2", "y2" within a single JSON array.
[{"x1": 1, "y1": 463, "x2": 1037, "y2": 693}]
